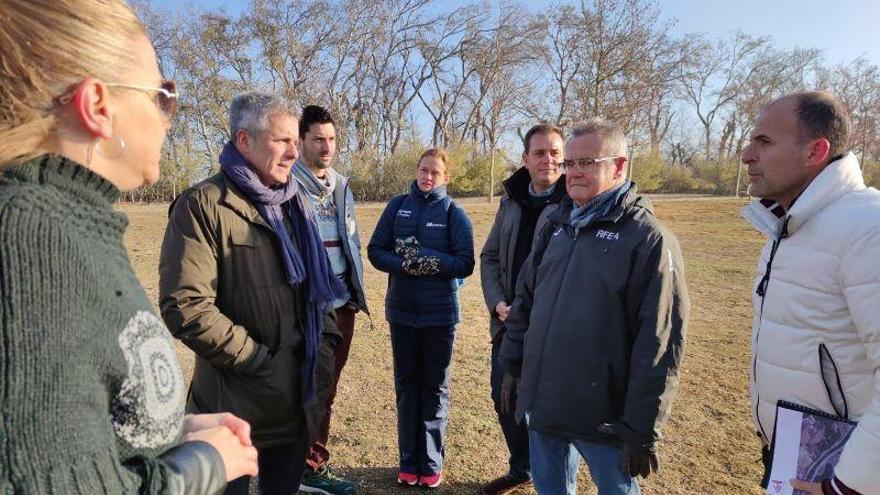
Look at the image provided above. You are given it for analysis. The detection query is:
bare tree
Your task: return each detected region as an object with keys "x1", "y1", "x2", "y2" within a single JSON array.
[
  {"x1": 460, "y1": 2, "x2": 543, "y2": 199},
  {"x1": 412, "y1": 4, "x2": 484, "y2": 147},
  {"x1": 537, "y1": 2, "x2": 581, "y2": 126},
  {"x1": 819, "y1": 57, "x2": 880, "y2": 167},
  {"x1": 249, "y1": 0, "x2": 337, "y2": 102},
  {"x1": 128, "y1": 0, "x2": 880, "y2": 201},
  {"x1": 676, "y1": 32, "x2": 770, "y2": 161}
]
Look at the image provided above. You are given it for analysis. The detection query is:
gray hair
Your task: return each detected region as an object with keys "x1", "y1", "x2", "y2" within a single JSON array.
[
  {"x1": 569, "y1": 117, "x2": 628, "y2": 159},
  {"x1": 229, "y1": 92, "x2": 299, "y2": 137}
]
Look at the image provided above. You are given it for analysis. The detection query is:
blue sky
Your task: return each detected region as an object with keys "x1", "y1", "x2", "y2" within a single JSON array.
[
  {"x1": 659, "y1": 0, "x2": 879, "y2": 65},
  {"x1": 146, "y1": 0, "x2": 879, "y2": 65}
]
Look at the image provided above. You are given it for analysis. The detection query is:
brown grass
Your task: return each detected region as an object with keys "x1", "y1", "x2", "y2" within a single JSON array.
[{"x1": 121, "y1": 197, "x2": 765, "y2": 494}]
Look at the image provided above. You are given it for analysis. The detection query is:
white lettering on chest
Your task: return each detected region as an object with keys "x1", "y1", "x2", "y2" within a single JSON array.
[
  {"x1": 397, "y1": 210, "x2": 412, "y2": 218},
  {"x1": 425, "y1": 222, "x2": 446, "y2": 228},
  {"x1": 596, "y1": 229, "x2": 620, "y2": 241}
]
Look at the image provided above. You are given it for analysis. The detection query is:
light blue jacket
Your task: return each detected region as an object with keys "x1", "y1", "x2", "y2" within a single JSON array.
[
  {"x1": 293, "y1": 165, "x2": 369, "y2": 314},
  {"x1": 332, "y1": 175, "x2": 368, "y2": 313}
]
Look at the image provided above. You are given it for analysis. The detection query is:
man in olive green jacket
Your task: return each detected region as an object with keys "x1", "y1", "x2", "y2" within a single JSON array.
[{"x1": 159, "y1": 93, "x2": 341, "y2": 495}]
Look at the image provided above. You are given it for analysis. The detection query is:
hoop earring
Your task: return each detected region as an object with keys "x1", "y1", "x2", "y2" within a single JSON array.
[
  {"x1": 86, "y1": 142, "x2": 96, "y2": 166},
  {"x1": 96, "y1": 136, "x2": 126, "y2": 160}
]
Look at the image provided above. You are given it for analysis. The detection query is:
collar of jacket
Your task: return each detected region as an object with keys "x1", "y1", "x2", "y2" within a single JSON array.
[
  {"x1": 549, "y1": 180, "x2": 649, "y2": 226},
  {"x1": 550, "y1": 181, "x2": 654, "y2": 225},
  {"x1": 409, "y1": 180, "x2": 448, "y2": 202},
  {"x1": 218, "y1": 172, "x2": 273, "y2": 231},
  {"x1": 503, "y1": 166, "x2": 567, "y2": 206},
  {"x1": 742, "y1": 152, "x2": 865, "y2": 238}
]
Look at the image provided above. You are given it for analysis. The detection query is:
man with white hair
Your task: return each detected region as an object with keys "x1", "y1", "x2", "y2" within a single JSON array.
[
  {"x1": 159, "y1": 92, "x2": 343, "y2": 495},
  {"x1": 499, "y1": 118, "x2": 690, "y2": 494}
]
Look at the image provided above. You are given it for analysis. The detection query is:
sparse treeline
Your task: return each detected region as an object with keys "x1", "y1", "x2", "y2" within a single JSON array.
[{"x1": 128, "y1": 0, "x2": 880, "y2": 202}]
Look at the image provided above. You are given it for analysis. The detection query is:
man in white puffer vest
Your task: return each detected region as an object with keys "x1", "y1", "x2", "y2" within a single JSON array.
[{"x1": 742, "y1": 91, "x2": 880, "y2": 495}]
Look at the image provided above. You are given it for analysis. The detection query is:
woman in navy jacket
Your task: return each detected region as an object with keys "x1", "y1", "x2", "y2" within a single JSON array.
[{"x1": 368, "y1": 148, "x2": 474, "y2": 489}]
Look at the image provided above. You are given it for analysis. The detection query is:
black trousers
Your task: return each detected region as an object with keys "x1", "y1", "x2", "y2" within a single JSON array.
[
  {"x1": 490, "y1": 338, "x2": 531, "y2": 481},
  {"x1": 224, "y1": 435, "x2": 311, "y2": 495},
  {"x1": 760, "y1": 445, "x2": 772, "y2": 489}
]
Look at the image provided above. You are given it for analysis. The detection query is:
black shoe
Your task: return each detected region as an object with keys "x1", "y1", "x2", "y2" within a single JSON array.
[{"x1": 480, "y1": 474, "x2": 532, "y2": 495}]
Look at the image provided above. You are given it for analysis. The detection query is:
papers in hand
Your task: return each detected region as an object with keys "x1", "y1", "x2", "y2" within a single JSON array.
[{"x1": 766, "y1": 401, "x2": 856, "y2": 495}]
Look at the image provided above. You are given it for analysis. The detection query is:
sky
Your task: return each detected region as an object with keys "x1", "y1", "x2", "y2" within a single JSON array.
[
  {"x1": 659, "y1": 0, "x2": 880, "y2": 66},
  {"x1": 144, "y1": 0, "x2": 879, "y2": 151},
  {"x1": 146, "y1": 0, "x2": 880, "y2": 66}
]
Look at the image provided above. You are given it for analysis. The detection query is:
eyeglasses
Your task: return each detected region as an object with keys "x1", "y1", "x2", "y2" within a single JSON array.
[
  {"x1": 106, "y1": 80, "x2": 179, "y2": 122},
  {"x1": 560, "y1": 156, "x2": 621, "y2": 173}
]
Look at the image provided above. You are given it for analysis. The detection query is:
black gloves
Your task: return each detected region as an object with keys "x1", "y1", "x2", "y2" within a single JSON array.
[
  {"x1": 394, "y1": 236, "x2": 440, "y2": 276},
  {"x1": 402, "y1": 255, "x2": 440, "y2": 276},
  {"x1": 500, "y1": 373, "x2": 519, "y2": 416},
  {"x1": 394, "y1": 236, "x2": 420, "y2": 260},
  {"x1": 597, "y1": 422, "x2": 659, "y2": 479}
]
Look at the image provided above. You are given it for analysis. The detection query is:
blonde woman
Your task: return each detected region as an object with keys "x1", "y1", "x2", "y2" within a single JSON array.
[
  {"x1": 0, "y1": 1, "x2": 257, "y2": 493},
  {"x1": 368, "y1": 148, "x2": 475, "y2": 489}
]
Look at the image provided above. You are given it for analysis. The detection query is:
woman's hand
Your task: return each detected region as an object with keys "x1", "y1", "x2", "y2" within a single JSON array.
[
  {"x1": 184, "y1": 425, "x2": 259, "y2": 482},
  {"x1": 394, "y1": 236, "x2": 420, "y2": 260},
  {"x1": 183, "y1": 412, "x2": 253, "y2": 447},
  {"x1": 402, "y1": 255, "x2": 440, "y2": 276}
]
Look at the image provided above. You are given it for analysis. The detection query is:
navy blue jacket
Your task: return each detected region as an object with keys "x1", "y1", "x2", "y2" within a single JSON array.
[{"x1": 368, "y1": 182, "x2": 475, "y2": 328}]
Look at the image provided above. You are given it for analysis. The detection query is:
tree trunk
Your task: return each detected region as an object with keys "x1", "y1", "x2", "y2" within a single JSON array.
[
  {"x1": 488, "y1": 145, "x2": 496, "y2": 202},
  {"x1": 735, "y1": 161, "x2": 743, "y2": 198},
  {"x1": 627, "y1": 155, "x2": 635, "y2": 182}
]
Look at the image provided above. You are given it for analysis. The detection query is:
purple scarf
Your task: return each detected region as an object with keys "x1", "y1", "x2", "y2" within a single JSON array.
[{"x1": 219, "y1": 141, "x2": 345, "y2": 405}]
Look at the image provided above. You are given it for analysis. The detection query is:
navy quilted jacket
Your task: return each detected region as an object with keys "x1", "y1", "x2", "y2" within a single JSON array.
[{"x1": 368, "y1": 182, "x2": 474, "y2": 327}]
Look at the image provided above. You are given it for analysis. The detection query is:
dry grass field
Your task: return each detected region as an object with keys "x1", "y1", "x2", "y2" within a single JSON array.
[{"x1": 122, "y1": 196, "x2": 766, "y2": 494}]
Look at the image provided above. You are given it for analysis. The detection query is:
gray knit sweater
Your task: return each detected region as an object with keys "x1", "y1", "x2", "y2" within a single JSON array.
[{"x1": 0, "y1": 156, "x2": 209, "y2": 493}]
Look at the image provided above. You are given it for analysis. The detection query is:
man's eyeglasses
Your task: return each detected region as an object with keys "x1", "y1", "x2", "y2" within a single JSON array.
[
  {"x1": 106, "y1": 80, "x2": 179, "y2": 122},
  {"x1": 560, "y1": 156, "x2": 621, "y2": 173}
]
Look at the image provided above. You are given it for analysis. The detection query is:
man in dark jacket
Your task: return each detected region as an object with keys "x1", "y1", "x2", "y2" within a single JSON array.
[
  {"x1": 159, "y1": 93, "x2": 343, "y2": 495},
  {"x1": 479, "y1": 124, "x2": 567, "y2": 494},
  {"x1": 499, "y1": 118, "x2": 690, "y2": 495}
]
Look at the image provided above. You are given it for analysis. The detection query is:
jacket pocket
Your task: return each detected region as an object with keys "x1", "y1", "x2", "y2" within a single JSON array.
[
  {"x1": 221, "y1": 347, "x2": 300, "y2": 429},
  {"x1": 569, "y1": 364, "x2": 617, "y2": 430},
  {"x1": 230, "y1": 227, "x2": 266, "y2": 247},
  {"x1": 187, "y1": 358, "x2": 230, "y2": 415},
  {"x1": 537, "y1": 362, "x2": 614, "y2": 436},
  {"x1": 227, "y1": 227, "x2": 285, "y2": 289},
  {"x1": 818, "y1": 343, "x2": 849, "y2": 419}
]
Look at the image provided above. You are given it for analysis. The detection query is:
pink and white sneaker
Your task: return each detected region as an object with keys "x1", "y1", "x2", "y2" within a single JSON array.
[
  {"x1": 397, "y1": 472, "x2": 418, "y2": 486},
  {"x1": 419, "y1": 472, "x2": 442, "y2": 489}
]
